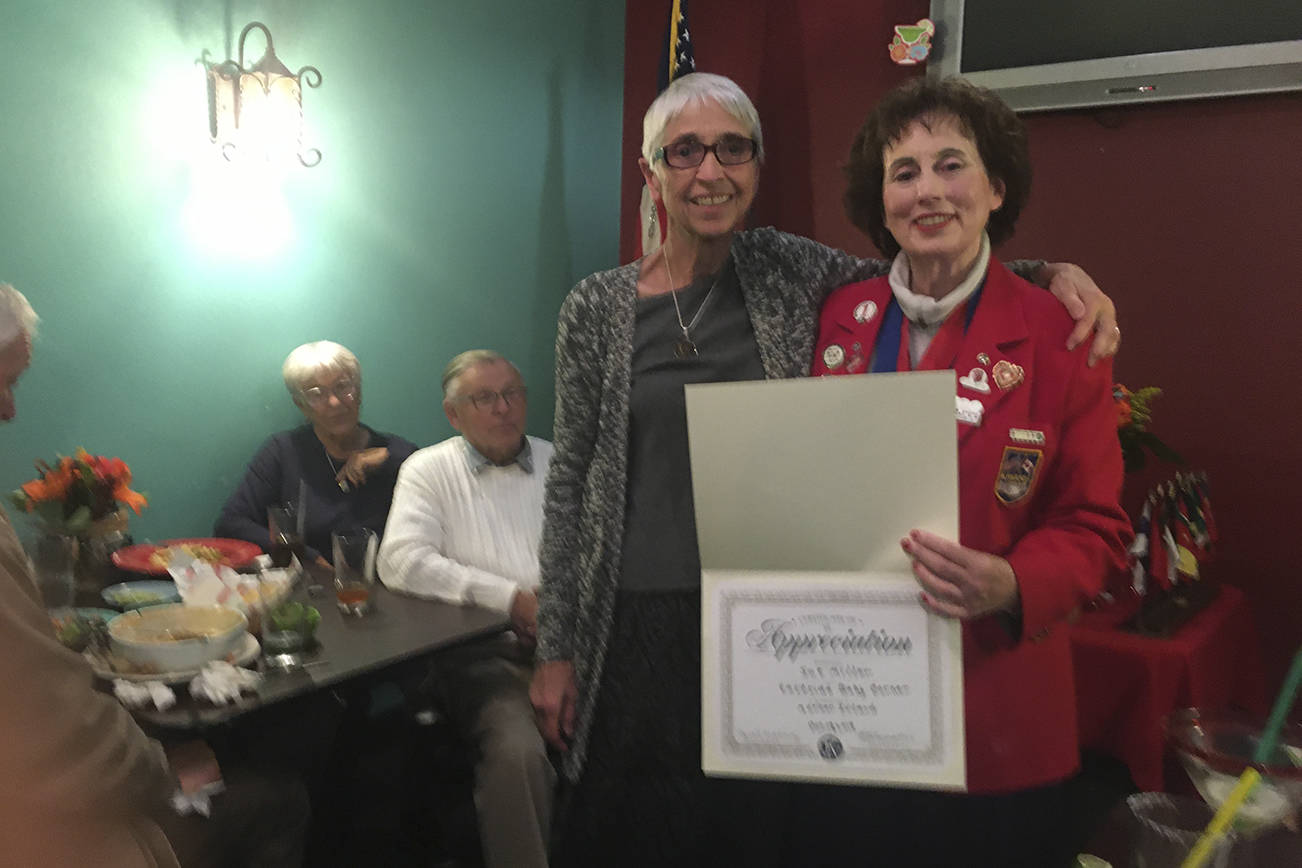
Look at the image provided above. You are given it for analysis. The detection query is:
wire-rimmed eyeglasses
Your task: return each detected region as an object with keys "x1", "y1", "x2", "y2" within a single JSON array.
[
  {"x1": 300, "y1": 380, "x2": 357, "y2": 406},
  {"x1": 461, "y1": 386, "x2": 527, "y2": 411}
]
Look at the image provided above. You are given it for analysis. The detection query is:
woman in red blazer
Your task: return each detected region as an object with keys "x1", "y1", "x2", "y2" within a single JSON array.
[{"x1": 808, "y1": 78, "x2": 1132, "y2": 866}]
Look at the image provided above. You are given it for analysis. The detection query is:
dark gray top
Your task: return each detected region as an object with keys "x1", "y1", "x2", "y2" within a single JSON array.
[{"x1": 620, "y1": 259, "x2": 765, "y2": 591}]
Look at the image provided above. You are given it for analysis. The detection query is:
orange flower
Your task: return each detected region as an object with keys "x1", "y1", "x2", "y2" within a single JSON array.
[
  {"x1": 20, "y1": 461, "x2": 74, "y2": 505},
  {"x1": 1113, "y1": 384, "x2": 1134, "y2": 429},
  {"x1": 112, "y1": 481, "x2": 148, "y2": 514},
  {"x1": 10, "y1": 449, "x2": 148, "y2": 521}
]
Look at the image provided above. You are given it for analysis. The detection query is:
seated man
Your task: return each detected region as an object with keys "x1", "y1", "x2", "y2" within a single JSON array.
[{"x1": 379, "y1": 349, "x2": 554, "y2": 868}]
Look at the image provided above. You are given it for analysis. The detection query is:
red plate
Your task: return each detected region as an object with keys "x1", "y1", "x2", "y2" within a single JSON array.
[{"x1": 111, "y1": 537, "x2": 263, "y2": 575}]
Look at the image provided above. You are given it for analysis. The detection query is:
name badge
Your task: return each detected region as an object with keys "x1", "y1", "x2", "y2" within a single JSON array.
[{"x1": 1008, "y1": 427, "x2": 1045, "y2": 445}]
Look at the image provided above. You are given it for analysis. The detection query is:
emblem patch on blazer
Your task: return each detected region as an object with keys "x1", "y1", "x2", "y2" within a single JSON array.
[{"x1": 995, "y1": 446, "x2": 1043, "y2": 504}]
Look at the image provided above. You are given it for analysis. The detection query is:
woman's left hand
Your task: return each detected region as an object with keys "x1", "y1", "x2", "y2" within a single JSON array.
[
  {"x1": 1038, "y1": 262, "x2": 1120, "y2": 366},
  {"x1": 337, "y1": 447, "x2": 389, "y2": 489},
  {"x1": 902, "y1": 529, "x2": 1019, "y2": 620}
]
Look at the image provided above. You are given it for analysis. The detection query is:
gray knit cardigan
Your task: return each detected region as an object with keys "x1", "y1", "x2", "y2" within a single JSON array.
[{"x1": 536, "y1": 226, "x2": 1040, "y2": 781}]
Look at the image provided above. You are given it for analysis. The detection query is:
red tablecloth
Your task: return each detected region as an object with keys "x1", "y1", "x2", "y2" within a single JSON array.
[{"x1": 1070, "y1": 585, "x2": 1267, "y2": 792}]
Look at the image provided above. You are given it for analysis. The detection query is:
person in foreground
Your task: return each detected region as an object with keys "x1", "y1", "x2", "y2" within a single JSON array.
[
  {"x1": 0, "y1": 284, "x2": 307, "y2": 868},
  {"x1": 215, "y1": 340, "x2": 416, "y2": 566},
  {"x1": 529, "y1": 71, "x2": 1123, "y2": 865},
  {"x1": 807, "y1": 76, "x2": 1133, "y2": 866},
  {"x1": 379, "y1": 350, "x2": 554, "y2": 868}
]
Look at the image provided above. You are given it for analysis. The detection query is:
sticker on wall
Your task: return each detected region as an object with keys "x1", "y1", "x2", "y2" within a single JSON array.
[{"x1": 889, "y1": 19, "x2": 934, "y2": 66}]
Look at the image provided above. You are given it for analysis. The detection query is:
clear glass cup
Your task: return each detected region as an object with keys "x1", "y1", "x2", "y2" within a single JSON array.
[
  {"x1": 268, "y1": 503, "x2": 320, "y2": 593},
  {"x1": 332, "y1": 528, "x2": 376, "y2": 616},
  {"x1": 1127, "y1": 792, "x2": 1240, "y2": 868},
  {"x1": 266, "y1": 505, "x2": 304, "y2": 568},
  {"x1": 32, "y1": 534, "x2": 77, "y2": 609}
]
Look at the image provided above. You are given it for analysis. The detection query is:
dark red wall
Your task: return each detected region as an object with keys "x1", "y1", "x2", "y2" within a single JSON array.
[{"x1": 622, "y1": 0, "x2": 1302, "y2": 691}]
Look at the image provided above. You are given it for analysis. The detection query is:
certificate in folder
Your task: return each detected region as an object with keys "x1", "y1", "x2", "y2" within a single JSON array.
[{"x1": 686, "y1": 372, "x2": 966, "y2": 789}]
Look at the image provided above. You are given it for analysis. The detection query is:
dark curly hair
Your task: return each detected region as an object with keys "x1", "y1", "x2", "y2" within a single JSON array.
[{"x1": 844, "y1": 76, "x2": 1031, "y2": 258}]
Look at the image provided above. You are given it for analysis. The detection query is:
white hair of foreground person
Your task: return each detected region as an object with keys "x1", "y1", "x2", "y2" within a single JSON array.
[
  {"x1": 0, "y1": 283, "x2": 38, "y2": 348},
  {"x1": 640, "y1": 72, "x2": 765, "y2": 176}
]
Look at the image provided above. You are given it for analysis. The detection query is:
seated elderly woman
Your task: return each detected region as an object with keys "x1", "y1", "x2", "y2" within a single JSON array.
[
  {"x1": 808, "y1": 77, "x2": 1133, "y2": 865},
  {"x1": 215, "y1": 340, "x2": 416, "y2": 565}
]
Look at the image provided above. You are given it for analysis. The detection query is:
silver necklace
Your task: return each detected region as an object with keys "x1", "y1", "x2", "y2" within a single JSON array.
[
  {"x1": 322, "y1": 444, "x2": 350, "y2": 492},
  {"x1": 663, "y1": 245, "x2": 720, "y2": 358}
]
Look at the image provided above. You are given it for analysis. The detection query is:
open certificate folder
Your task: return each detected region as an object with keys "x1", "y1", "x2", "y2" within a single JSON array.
[{"x1": 685, "y1": 372, "x2": 966, "y2": 790}]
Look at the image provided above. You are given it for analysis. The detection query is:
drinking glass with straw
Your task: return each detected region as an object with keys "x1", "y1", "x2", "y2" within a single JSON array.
[{"x1": 1179, "y1": 644, "x2": 1302, "y2": 868}]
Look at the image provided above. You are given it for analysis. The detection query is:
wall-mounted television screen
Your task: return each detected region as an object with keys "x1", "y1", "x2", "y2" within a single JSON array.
[{"x1": 928, "y1": 0, "x2": 1302, "y2": 112}]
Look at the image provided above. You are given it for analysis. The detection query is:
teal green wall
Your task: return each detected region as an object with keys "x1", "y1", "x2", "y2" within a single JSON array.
[{"x1": 0, "y1": 0, "x2": 625, "y2": 542}]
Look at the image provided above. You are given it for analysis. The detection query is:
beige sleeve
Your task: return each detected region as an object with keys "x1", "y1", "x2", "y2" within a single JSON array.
[{"x1": 0, "y1": 512, "x2": 173, "y2": 823}]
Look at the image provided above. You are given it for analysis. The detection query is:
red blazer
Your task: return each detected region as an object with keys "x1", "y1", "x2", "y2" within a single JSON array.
[{"x1": 812, "y1": 258, "x2": 1132, "y2": 793}]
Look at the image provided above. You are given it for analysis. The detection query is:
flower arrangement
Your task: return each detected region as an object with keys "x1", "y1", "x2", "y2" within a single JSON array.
[
  {"x1": 1114, "y1": 385, "x2": 1184, "y2": 473},
  {"x1": 9, "y1": 449, "x2": 147, "y2": 534}
]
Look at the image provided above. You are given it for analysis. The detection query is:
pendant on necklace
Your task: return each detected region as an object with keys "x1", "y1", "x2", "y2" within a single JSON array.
[
  {"x1": 675, "y1": 337, "x2": 698, "y2": 359},
  {"x1": 338, "y1": 480, "x2": 350, "y2": 493}
]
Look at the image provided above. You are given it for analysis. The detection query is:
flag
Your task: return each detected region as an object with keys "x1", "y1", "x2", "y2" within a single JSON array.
[
  {"x1": 1196, "y1": 472, "x2": 1219, "y2": 545},
  {"x1": 1128, "y1": 498, "x2": 1152, "y2": 596},
  {"x1": 1148, "y1": 492, "x2": 1171, "y2": 591},
  {"x1": 639, "y1": 0, "x2": 696, "y2": 258}
]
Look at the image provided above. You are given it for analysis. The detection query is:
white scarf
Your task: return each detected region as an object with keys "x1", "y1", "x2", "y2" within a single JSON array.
[{"x1": 887, "y1": 233, "x2": 990, "y2": 367}]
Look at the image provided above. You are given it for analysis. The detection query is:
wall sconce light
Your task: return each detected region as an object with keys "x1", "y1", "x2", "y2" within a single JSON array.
[{"x1": 205, "y1": 22, "x2": 322, "y2": 167}]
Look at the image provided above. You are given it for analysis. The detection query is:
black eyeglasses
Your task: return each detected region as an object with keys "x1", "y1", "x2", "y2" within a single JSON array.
[
  {"x1": 462, "y1": 386, "x2": 527, "y2": 411},
  {"x1": 655, "y1": 134, "x2": 757, "y2": 169}
]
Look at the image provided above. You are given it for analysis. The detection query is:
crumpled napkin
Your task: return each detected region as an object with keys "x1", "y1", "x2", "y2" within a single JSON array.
[
  {"x1": 170, "y1": 560, "x2": 248, "y2": 608},
  {"x1": 188, "y1": 660, "x2": 261, "y2": 705},
  {"x1": 170, "y1": 779, "x2": 227, "y2": 817},
  {"x1": 113, "y1": 679, "x2": 176, "y2": 711}
]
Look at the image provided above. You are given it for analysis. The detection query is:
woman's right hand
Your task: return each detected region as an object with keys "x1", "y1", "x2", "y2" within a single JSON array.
[{"x1": 530, "y1": 660, "x2": 578, "y2": 751}]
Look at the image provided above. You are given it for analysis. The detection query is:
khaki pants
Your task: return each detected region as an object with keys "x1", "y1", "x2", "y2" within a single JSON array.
[{"x1": 434, "y1": 635, "x2": 555, "y2": 868}]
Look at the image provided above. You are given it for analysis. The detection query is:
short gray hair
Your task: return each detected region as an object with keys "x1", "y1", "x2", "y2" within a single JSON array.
[
  {"x1": 641, "y1": 72, "x2": 765, "y2": 179},
  {"x1": 282, "y1": 341, "x2": 361, "y2": 397},
  {"x1": 0, "y1": 283, "x2": 39, "y2": 348},
  {"x1": 441, "y1": 350, "x2": 522, "y2": 401}
]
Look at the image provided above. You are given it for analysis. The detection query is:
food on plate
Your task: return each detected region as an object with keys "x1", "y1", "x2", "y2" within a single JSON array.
[{"x1": 148, "y1": 542, "x2": 224, "y2": 570}]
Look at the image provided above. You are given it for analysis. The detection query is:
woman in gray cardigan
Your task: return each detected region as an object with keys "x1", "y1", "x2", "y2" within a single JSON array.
[{"x1": 530, "y1": 72, "x2": 1119, "y2": 865}]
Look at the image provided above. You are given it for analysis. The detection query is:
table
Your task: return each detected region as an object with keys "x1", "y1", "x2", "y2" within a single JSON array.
[
  {"x1": 1071, "y1": 584, "x2": 1267, "y2": 793},
  {"x1": 129, "y1": 580, "x2": 508, "y2": 729}
]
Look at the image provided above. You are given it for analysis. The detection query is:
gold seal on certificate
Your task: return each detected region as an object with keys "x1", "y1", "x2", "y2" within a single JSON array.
[{"x1": 685, "y1": 373, "x2": 967, "y2": 790}]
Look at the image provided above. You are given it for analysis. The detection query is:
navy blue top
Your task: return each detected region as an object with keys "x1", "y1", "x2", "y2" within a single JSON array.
[{"x1": 214, "y1": 424, "x2": 418, "y2": 563}]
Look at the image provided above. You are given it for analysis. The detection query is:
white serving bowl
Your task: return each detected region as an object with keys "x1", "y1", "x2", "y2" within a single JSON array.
[{"x1": 108, "y1": 603, "x2": 247, "y2": 672}]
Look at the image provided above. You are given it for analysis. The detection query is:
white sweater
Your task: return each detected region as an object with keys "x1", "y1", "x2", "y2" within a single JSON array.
[{"x1": 378, "y1": 435, "x2": 553, "y2": 614}]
